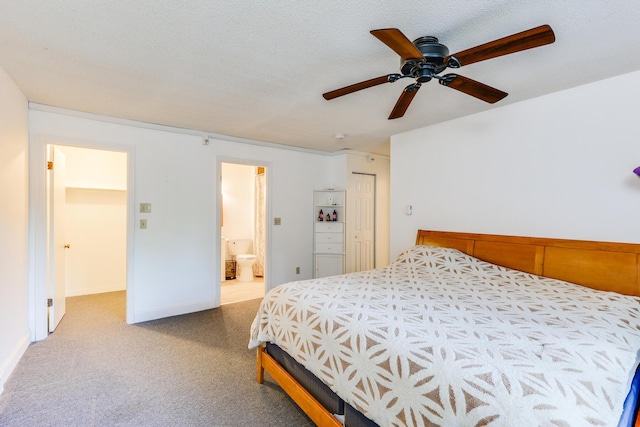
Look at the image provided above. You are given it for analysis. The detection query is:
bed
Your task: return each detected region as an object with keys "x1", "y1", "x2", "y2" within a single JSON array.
[{"x1": 249, "y1": 230, "x2": 640, "y2": 426}]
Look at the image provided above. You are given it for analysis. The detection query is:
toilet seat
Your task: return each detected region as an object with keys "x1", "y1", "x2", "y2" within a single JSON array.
[{"x1": 235, "y1": 254, "x2": 257, "y2": 281}]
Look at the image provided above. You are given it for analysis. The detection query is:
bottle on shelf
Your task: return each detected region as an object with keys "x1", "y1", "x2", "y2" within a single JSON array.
[
  {"x1": 332, "y1": 210, "x2": 337, "y2": 221},
  {"x1": 326, "y1": 213, "x2": 331, "y2": 221},
  {"x1": 318, "y1": 209, "x2": 323, "y2": 221}
]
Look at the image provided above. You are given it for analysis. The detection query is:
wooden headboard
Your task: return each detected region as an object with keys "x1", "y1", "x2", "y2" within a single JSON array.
[{"x1": 416, "y1": 230, "x2": 640, "y2": 297}]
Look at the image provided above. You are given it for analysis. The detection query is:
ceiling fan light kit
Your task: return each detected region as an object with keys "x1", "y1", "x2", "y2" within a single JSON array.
[{"x1": 323, "y1": 24, "x2": 555, "y2": 119}]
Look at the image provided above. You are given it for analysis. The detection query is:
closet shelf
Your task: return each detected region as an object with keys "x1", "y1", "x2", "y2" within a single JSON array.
[{"x1": 65, "y1": 185, "x2": 127, "y2": 191}]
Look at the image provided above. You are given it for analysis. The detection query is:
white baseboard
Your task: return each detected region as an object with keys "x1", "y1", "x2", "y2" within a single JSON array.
[
  {"x1": 0, "y1": 331, "x2": 30, "y2": 395},
  {"x1": 66, "y1": 284, "x2": 126, "y2": 297},
  {"x1": 132, "y1": 299, "x2": 217, "y2": 324}
]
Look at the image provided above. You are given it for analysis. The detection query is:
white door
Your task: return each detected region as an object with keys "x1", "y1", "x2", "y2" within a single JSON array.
[
  {"x1": 348, "y1": 173, "x2": 375, "y2": 273},
  {"x1": 48, "y1": 146, "x2": 67, "y2": 332}
]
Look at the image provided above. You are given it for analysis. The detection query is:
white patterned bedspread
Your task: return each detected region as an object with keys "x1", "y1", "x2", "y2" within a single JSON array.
[{"x1": 249, "y1": 246, "x2": 640, "y2": 426}]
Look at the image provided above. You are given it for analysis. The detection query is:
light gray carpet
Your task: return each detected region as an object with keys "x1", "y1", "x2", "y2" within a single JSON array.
[{"x1": 0, "y1": 292, "x2": 314, "y2": 426}]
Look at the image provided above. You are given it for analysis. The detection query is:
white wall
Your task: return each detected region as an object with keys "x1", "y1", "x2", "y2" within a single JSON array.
[
  {"x1": 0, "y1": 67, "x2": 30, "y2": 393},
  {"x1": 390, "y1": 70, "x2": 640, "y2": 259},
  {"x1": 29, "y1": 109, "x2": 335, "y2": 329},
  {"x1": 62, "y1": 146, "x2": 127, "y2": 190},
  {"x1": 221, "y1": 162, "x2": 255, "y2": 241},
  {"x1": 65, "y1": 188, "x2": 127, "y2": 296}
]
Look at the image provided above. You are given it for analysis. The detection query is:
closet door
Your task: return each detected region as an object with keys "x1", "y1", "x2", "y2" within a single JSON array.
[{"x1": 348, "y1": 173, "x2": 375, "y2": 273}]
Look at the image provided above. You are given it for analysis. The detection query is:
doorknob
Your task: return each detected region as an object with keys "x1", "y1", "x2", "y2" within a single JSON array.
[{"x1": 64, "y1": 244, "x2": 70, "y2": 249}]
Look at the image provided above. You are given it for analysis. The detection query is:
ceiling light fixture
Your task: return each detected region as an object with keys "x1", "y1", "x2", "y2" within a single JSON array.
[{"x1": 334, "y1": 132, "x2": 346, "y2": 140}]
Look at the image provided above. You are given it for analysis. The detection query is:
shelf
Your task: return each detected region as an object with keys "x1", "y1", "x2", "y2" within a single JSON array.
[
  {"x1": 66, "y1": 186, "x2": 127, "y2": 191},
  {"x1": 313, "y1": 189, "x2": 346, "y2": 278}
]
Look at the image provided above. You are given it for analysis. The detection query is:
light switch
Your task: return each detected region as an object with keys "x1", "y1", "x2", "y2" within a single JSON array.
[
  {"x1": 140, "y1": 219, "x2": 147, "y2": 229},
  {"x1": 140, "y1": 203, "x2": 152, "y2": 213},
  {"x1": 274, "y1": 217, "x2": 281, "y2": 225}
]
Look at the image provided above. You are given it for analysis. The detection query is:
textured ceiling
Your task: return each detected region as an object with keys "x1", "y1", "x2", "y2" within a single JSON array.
[{"x1": 1, "y1": 1, "x2": 640, "y2": 155}]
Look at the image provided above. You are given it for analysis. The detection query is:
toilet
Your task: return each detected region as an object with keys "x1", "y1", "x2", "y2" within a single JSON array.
[{"x1": 227, "y1": 238, "x2": 257, "y2": 282}]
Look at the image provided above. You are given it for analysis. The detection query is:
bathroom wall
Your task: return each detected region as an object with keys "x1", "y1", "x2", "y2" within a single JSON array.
[{"x1": 221, "y1": 162, "x2": 255, "y2": 245}]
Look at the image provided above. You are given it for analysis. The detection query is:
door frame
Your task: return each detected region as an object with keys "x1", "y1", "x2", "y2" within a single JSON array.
[
  {"x1": 347, "y1": 172, "x2": 377, "y2": 273},
  {"x1": 29, "y1": 134, "x2": 135, "y2": 341},
  {"x1": 217, "y1": 156, "x2": 272, "y2": 301}
]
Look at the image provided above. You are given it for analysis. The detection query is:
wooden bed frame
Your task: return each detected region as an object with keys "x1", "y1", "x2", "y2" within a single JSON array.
[
  {"x1": 257, "y1": 230, "x2": 640, "y2": 426},
  {"x1": 415, "y1": 229, "x2": 640, "y2": 297}
]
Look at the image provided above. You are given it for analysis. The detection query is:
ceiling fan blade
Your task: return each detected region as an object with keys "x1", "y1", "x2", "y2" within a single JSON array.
[
  {"x1": 323, "y1": 75, "x2": 398, "y2": 100},
  {"x1": 389, "y1": 83, "x2": 421, "y2": 119},
  {"x1": 370, "y1": 28, "x2": 424, "y2": 61},
  {"x1": 446, "y1": 24, "x2": 555, "y2": 67},
  {"x1": 440, "y1": 74, "x2": 507, "y2": 103}
]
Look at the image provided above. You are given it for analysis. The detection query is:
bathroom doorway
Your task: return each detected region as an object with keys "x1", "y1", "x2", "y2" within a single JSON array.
[{"x1": 220, "y1": 162, "x2": 267, "y2": 305}]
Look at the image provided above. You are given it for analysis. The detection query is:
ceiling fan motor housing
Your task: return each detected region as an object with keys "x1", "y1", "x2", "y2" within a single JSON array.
[{"x1": 401, "y1": 36, "x2": 450, "y2": 80}]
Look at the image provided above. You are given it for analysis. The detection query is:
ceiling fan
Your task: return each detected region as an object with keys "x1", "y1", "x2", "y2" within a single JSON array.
[{"x1": 322, "y1": 25, "x2": 555, "y2": 119}]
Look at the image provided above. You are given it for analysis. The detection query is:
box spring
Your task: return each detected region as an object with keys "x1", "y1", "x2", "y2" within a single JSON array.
[{"x1": 265, "y1": 343, "x2": 378, "y2": 427}]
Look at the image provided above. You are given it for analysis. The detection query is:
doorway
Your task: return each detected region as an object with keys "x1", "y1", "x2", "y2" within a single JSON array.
[
  {"x1": 219, "y1": 162, "x2": 267, "y2": 304},
  {"x1": 44, "y1": 144, "x2": 129, "y2": 333}
]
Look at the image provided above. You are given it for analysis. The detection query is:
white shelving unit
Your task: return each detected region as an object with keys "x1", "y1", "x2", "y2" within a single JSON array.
[{"x1": 313, "y1": 189, "x2": 346, "y2": 278}]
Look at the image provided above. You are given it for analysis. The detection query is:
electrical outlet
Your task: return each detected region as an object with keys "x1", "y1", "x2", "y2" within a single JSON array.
[
  {"x1": 274, "y1": 217, "x2": 281, "y2": 225},
  {"x1": 296, "y1": 267, "x2": 300, "y2": 274},
  {"x1": 140, "y1": 219, "x2": 147, "y2": 229}
]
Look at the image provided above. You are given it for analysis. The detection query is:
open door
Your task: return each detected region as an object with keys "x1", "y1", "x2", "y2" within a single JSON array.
[{"x1": 48, "y1": 145, "x2": 67, "y2": 332}]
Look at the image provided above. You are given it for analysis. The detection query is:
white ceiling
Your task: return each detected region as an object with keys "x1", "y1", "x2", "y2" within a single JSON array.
[{"x1": 1, "y1": 1, "x2": 639, "y2": 155}]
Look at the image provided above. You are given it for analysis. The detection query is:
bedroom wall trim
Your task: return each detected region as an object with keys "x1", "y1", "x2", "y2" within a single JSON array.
[
  {"x1": 416, "y1": 230, "x2": 640, "y2": 296},
  {"x1": 29, "y1": 103, "x2": 343, "y2": 157},
  {"x1": 133, "y1": 299, "x2": 216, "y2": 324},
  {"x1": 0, "y1": 332, "x2": 29, "y2": 394}
]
